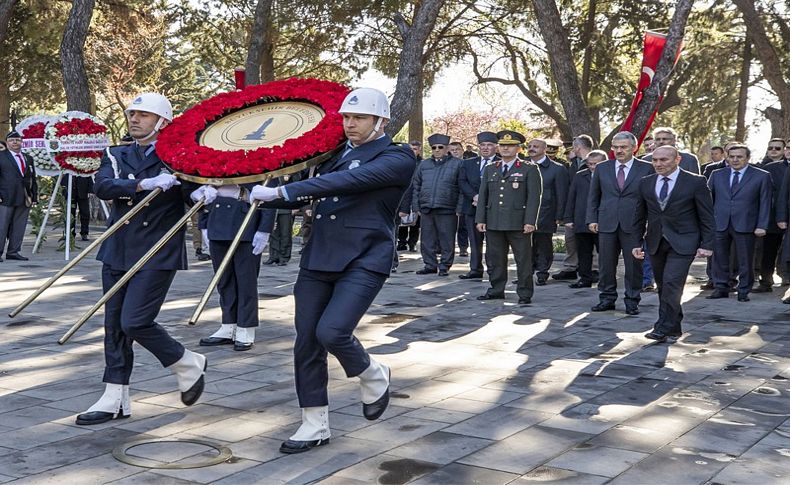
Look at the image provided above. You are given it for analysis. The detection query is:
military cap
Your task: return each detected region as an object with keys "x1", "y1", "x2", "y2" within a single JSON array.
[
  {"x1": 477, "y1": 131, "x2": 498, "y2": 144},
  {"x1": 545, "y1": 138, "x2": 563, "y2": 149},
  {"x1": 496, "y1": 130, "x2": 525, "y2": 145},
  {"x1": 6, "y1": 130, "x2": 21, "y2": 140},
  {"x1": 427, "y1": 133, "x2": 450, "y2": 146}
]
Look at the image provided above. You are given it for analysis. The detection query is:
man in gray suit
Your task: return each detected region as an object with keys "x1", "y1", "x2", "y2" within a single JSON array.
[
  {"x1": 0, "y1": 131, "x2": 37, "y2": 261},
  {"x1": 587, "y1": 131, "x2": 655, "y2": 315}
]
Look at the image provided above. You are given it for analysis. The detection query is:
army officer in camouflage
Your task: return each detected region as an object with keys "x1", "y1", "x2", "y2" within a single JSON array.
[{"x1": 475, "y1": 130, "x2": 543, "y2": 304}]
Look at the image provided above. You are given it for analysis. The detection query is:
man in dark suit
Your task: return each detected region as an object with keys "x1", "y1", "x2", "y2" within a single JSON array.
[
  {"x1": 476, "y1": 130, "x2": 542, "y2": 305},
  {"x1": 700, "y1": 145, "x2": 729, "y2": 289},
  {"x1": 642, "y1": 127, "x2": 701, "y2": 174},
  {"x1": 777, "y1": 163, "x2": 790, "y2": 302},
  {"x1": 563, "y1": 150, "x2": 607, "y2": 287},
  {"x1": 530, "y1": 138, "x2": 569, "y2": 285},
  {"x1": 76, "y1": 93, "x2": 206, "y2": 426},
  {"x1": 753, "y1": 138, "x2": 788, "y2": 292},
  {"x1": 633, "y1": 146, "x2": 714, "y2": 342},
  {"x1": 250, "y1": 88, "x2": 416, "y2": 453},
  {"x1": 60, "y1": 175, "x2": 94, "y2": 241},
  {"x1": 587, "y1": 131, "x2": 655, "y2": 315},
  {"x1": 458, "y1": 131, "x2": 498, "y2": 279},
  {"x1": 0, "y1": 131, "x2": 37, "y2": 261},
  {"x1": 707, "y1": 144, "x2": 772, "y2": 301}
]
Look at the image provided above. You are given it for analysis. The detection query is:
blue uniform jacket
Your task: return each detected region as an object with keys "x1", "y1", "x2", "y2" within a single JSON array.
[
  {"x1": 204, "y1": 183, "x2": 276, "y2": 241},
  {"x1": 265, "y1": 135, "x2": 416, "y2": 275},
  {"x1": 95, "y1": 144, "x2": 194, "y2": 271}
]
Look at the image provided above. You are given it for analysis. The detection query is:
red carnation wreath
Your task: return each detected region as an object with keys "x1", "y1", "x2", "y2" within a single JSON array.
[
  {"x1": 45, "y1": 111, "x2": 110, "y2": 176},
  {"x1": 156, "y1": 78, "x2": 350, "y2": 178},
  {"x1": 18, "y1": 114, "x2": 59, "y2": 175}
]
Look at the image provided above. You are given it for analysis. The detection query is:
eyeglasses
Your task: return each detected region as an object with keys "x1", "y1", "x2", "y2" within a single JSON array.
[
  {"x1": 431, "y1": 145, "x2": 445, "y2": 150},
  {"x1": 768, "y1": 146, "x2": 784, "y2": 150}
]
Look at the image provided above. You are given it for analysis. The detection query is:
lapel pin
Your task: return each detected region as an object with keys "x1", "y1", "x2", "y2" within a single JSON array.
[{"x1": 348, "y1": 160, "x2": 361, "y2": 169}]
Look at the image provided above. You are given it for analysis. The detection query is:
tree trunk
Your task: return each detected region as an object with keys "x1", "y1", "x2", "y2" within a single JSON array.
[
  {"x1": 61, "y1": 0, "x2": 95, "y2": 112},
  {"x1": 735, "y1": 34, "x2": 751, "y2": 141},
  {"x1": 733, "y1": 0, "x2": 790, "y2": 139},
  {"x1": 387, "y1": 0, "x2": 446, "y2": 136},
  {"x1": 765, "y1": 107, "x2": 786, "y2": 138},
  {"x1": 0, "y1": 75, "x2": 9, "y2": 136},
  {"x1": 629, "y1": 0, "x2": 693, "y2": 140},
  {"x1": 245, "y1": 0, "x2": 275, "y2": 86},
  {"x1": 0, "y1": 0, "x2": 16, "y2": 47},
  {"x1": 408, "y1": 74, "x2": 424, "y2": 144},
  {"x1": 531, "y1": 0, "x2": 595, "y2": 138},
  {"x1": 579, "y1": 0, "x2": 597, "y2": 103}
]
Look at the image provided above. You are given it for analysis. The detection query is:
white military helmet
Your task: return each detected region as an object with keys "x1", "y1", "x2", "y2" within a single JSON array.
[
  {"x1": 339, "y1": 88, "x2": 390, "y2": 119},
  {"x1": 125, "y1": 93, "x2": 173, "y2": 122}
]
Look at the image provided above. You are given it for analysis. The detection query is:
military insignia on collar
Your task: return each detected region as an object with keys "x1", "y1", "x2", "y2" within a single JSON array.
[{"x1": 348, "y1": 160, "x2": 361, "y2": 169}]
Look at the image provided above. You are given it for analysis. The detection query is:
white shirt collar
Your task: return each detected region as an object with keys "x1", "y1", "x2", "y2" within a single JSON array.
[{"x1": 660, "y1": 167, "x2": 681, "y2": 182}]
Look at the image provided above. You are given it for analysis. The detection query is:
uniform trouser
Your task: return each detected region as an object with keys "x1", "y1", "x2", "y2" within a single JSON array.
[
  {"x1": 597, "y1": 229, "x2": 642, "y2": 305},
  {"x1": 210, "y1": 240, "x2": 261, "y2": 328},
  {"x1": 561, "y1": 229, "x2": 578, "y2": 271},
  {"x1": 269, "y1": 212, "x2": 294, "y2": 262},
  {"x1": 69, "y1": 197, "x2": 90, "y2": 236},
  {"x1": 457, "y1": 215, "x2": 469, "y2": 251},
  {"x1": 0, "y1": 205, "x2": 30, "y2": 256},
  {"x1": 532, "y1": 232, "x2": 555, "y2": 279},
  {"x1": 713, "y1": 227, "x2": 755, "y2": 294},
  {"x1": 758, "y1": 232, "x2": 786, "y2": 286},
  {"x1": 293, "y1": 267, "x2": 386, "y2": 407},
  {"x1": 420, "y1": 212, "x2": 457, "y2": 271},
  {"x1": 576, "y1": 232, "x2": 599, "y2": 283},
  {"x1": 651, "y1": 238, "x2": 695, "y2": 336},
  {"x1": 465, "y1": 214, "x2": 484, "y2": 274},
  {"x1": 101, "y1": 265, "x2": 184, "y2": 384},
  {"x1": 486, "y1": 230, "x2": 534, "y2": 299},
  {"x1": 398, "y1": 219, "x2": 420, "y2": 248}
]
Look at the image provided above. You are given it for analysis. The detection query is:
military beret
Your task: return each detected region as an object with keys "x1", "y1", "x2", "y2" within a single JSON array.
[{"x1": 427, "y1": 133, "x2": 450, "y2": 146}]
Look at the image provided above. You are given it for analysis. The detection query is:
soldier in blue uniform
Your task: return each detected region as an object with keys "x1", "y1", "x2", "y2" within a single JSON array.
[
  {"x1": 190, "y1": 183, "x2": 275, "y2": 351},
  {"x1": 249, "y1": 87, "x2": 416, "y2": 454},
  {"x1": 76, "y1": 93, "x2": 207, "y2": 425}
]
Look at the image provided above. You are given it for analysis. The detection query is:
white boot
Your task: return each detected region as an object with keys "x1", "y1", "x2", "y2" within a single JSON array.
[
  {"x1": 359, "y1": 359, "x2": 390, "y2": 404},
  {"x1": 75, "y1": 383, "x2": 130, "y2": 425},
  {"x1": 289, "y1": 406, "x2": 331, "y2": 441},
  {"x1": 210, "y1": 324, "x2": 236, "y2": 339},
  {"x1": 235, "y1": 327, "x2": 255, "y2": 344},
  {"x1": 169, "y1": 349, "x2": 207, "y2": 405}
]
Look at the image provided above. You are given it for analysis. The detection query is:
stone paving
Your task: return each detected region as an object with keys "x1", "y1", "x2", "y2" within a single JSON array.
[{"x1": 0, "y1": 230, "x2": 788, "y2": 484}]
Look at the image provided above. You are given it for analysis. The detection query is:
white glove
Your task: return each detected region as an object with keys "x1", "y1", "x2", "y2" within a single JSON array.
[
  {"x1": 139, "y1": 173, "x2": 180, "y2": 191},
  {"x1": 190, "y1": 185, "x2": 218, "y2": 203},
  {"x1": 217, "y1": 184, "x2": 241, "y2": 199},
  {"x1": 252, "y1": 231, "x2": 269, "y2": 255},
  {"x1": 250, "y1": 185, "x2": 280, "y2": 202}
]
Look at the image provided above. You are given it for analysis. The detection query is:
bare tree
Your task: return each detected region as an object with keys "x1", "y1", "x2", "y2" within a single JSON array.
[
  {"x1": 733, "y1": 0, "x2": 790, "y2": 137},
  {"x1": 628, "y1": 0, "x2": 694, "y2": 139},
  {"x1": 61, "y1": 0, "x2": 95, "y2": 112},
  {"x1": 387, "y1": 0, "x2": 446, "y2": 136},
  {"x1": 245, "y1": 0, "x2": 275, "y2": 86}
]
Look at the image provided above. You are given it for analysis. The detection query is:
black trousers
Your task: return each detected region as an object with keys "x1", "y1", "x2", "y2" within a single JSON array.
[
  {"x1": 397, "y1": 219, "x2": 420, "y2": 248},
  {"x1": 485, "y1": 230, "x2": 533, "y2": 299},
  {"x1": 72, "y1": 197, "x2": 90, "y2": 235},
  {"x1": 419, "y1": 212, "x2": 457, "y2": 271},
  {"x1": 457, "y1": 215, "x2": 469, "y2": 251},
  {"x1": 576, "y1": 232, "x2": 599, "y2": 283},
  {"x1": 464, "y1": 214, "x2": 484, "y2": 274},
  {"x1": 651, "y1": 238, "x2": 695, "y2": 336},
  {"x1": 597, "y1": 229, "x2": 642, "y2": 305},
  {"x1": 532, "y1": 232, "x2": 555, "y2": 279},
  {"x1": 269, "y1": 212, "x2": 294, "y2": 262},
  {"x1": 713, "y1": 227, "x2": 755, "y2": 294},
  {"x1": 209, "y1": 240, "x2": 261, "y2": 328},
  {"x1": 293, "y1": 267, "x2": 386, "y2": 407},
  {"x1": 758, "y1": 232, "x2": 786, "y2": 286},
  {"x1": 101, "y1": 265, "x2": 184, "y2": 384}
]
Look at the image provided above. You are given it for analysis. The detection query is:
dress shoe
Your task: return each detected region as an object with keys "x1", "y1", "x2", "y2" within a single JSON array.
[
  {"x1": 181, "y1": 363, "x2": 206, "y2": 406},
  {"x1": 752, "y1": 285, "x2": 772, "y2": 293},
  {"x1": 234, "y1": 341, "x2": 254, "y2": 351},
  {"x1": 737, "y1": 293, "x2": 750, "y2": 302},
  {"x1": 80, "y1": 234, "x2": 89, "y2": 241},
  {"x1": 458, "y1": 272, "x2": 483, "y2": 280},
  {"x1": 518, "y1": 298, "x2": 532, "y2": 305},
  {"x1": 552, "y1": 270, "x2": 577, "y2": 281},
  {"x1": 75, "y1": 410, "x2": 130, "y2": 425},
  {"x1": 535, "y1": 276, "x2": 547, "y2": 286},
  {"x1": 642, "y1": 284, "x2": 656, "y2": 292},
  {"x1": 263, "y1": 259, "x2": 277, "y2": 265},
  {"x1": 438, "y1": 270, "x2": 449, "y2": 277},
  {"x1": 459, "y1": 251, "x2": 469, "y2": 257},
  {"x1": 416, "y1": 268, "x2": 438, "y2": 275},
  {"x1": 199, "y1": 336, "x2": 234, "y2": 346},
  {"x1": 5, "y1": 254, "x2": 28, "y2": 261},
  {"x1": 644, "y1": 331, "x2": 668, "y2": 342},
  {"x1": 625, "y1": 307, "x2": 640, "y2": 316},
  {"x1": 591, "y1": 302, "x2": 615, "y2": 312},
  {"x1": 197, "y1": 253, "x2": 211, "y2": 261},
  {"x1": 782, "y1": 297, "x2": 790, "y2": 304},
  {"x1": 569, "y1": 280, "x2": 592, "y2": 288},
  {"x1": 477, "y1": 293, "x2": 504, "y2": 301},
  {"x1": 171, "y1": 351, "x2": 207, "y2": 407},
  {"x1": 277, "y1": 261, "x2": 288, "y2": 266},
  {"x1": 706, "y1": 291, "x2": 729, "y2": 299},
  {"x1": 396, "y1": 243, "x2": 407, "y2": 251},
  {"x1": 363, "y1": 367, "x2": 391, "y2": 420},
  {"x1": 408, "y1": 246, "x2": 416, "y2": 252},
  {"x1": 700, "y1": 280, "x2": 714, "y2": 290},
  {"x1": 279, "y1": 438, "x2": 330, "y2": 454}
]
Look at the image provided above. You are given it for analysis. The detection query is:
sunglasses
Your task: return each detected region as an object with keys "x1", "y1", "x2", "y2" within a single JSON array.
[
  {"x1": 431, "y1": 145, "x2": 445, "y2": 150},
  {"x1": 768, "y1": 146, "x2": 784, "y2": 150}
]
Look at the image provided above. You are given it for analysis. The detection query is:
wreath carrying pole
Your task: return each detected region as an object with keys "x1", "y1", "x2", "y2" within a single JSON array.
[
  {"x1": 33, "y1": 172, "x2": 63, "y2": 254},
  {"x1": 65, "y1": 174, "x2": 73, "y2": 261}
]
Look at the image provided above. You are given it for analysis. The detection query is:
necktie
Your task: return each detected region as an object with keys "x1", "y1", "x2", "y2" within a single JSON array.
[
  {"x1": 502, "y1": 164, "x2": 509, "y2": 177},
  {"x1": 617, "y1": 164, "x2": 626, "y2": 190},
  {"x1": 480, "y1": 158, "x2": 488, "y2": 175},
  {"x1": 731, "y1": 171, "x2": 740, "y2": 192},
  {"x1": 659, "y1": 176, "x2": 670, "y2": 202},
  {"x1": 16, "y1": 154, "x2": 25, "y2": 175}
]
